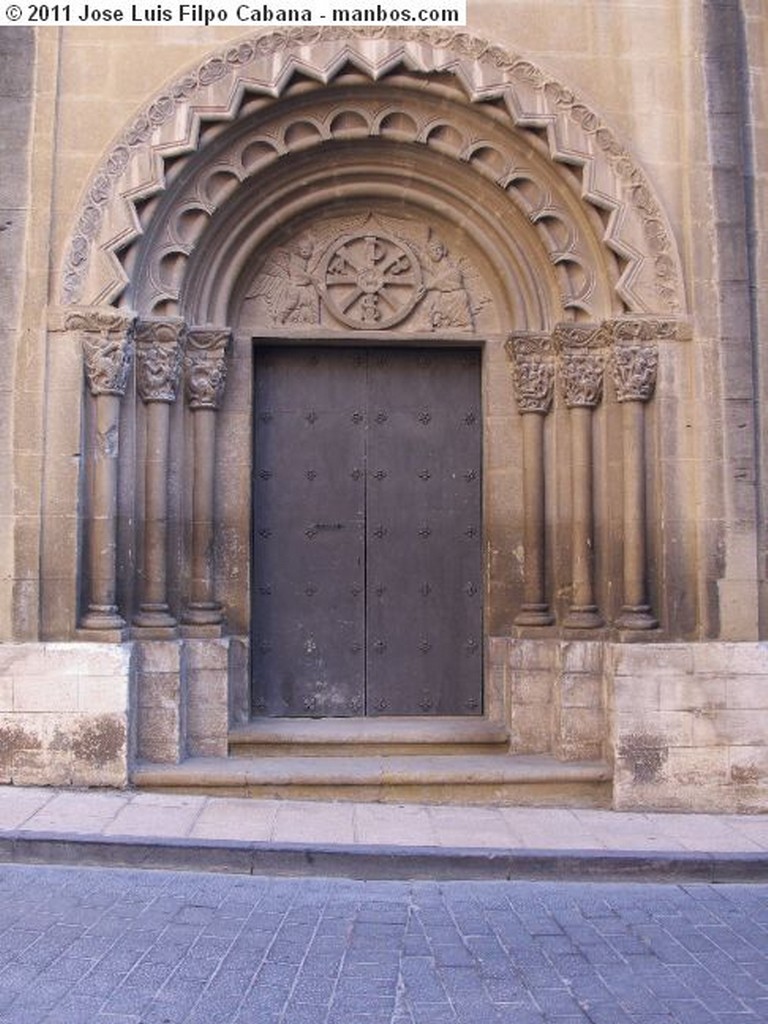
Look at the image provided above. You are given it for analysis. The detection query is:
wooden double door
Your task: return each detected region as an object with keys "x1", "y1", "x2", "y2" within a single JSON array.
[{"x1": 251, "y1": 345, "x2": 483, "y2": 717}]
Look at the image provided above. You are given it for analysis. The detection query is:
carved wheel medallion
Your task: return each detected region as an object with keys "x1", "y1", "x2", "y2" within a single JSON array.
[{"x1": 321, "y1": 232, "x2": 424, "y2": 329}]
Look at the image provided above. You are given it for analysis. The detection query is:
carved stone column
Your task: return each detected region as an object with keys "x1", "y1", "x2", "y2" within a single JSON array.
[
  {"x1": 555, "y1": 323, "x2": 607, "y2": 629},
  {"x1": 182, "y1": 327, "x2": 231, "y2": 631},
  {"x1": 68, "y1": 308, "x2": 134, "y2": 634},
  {"x1": 506, "y1": 333, "x2": 555, "y2": 625},
  {"x1": 133, "y1": 318, "x2": 184, "y2": 632},
  {"x1": 610, "y1": 319, "x2": 661, "y2": 630}
]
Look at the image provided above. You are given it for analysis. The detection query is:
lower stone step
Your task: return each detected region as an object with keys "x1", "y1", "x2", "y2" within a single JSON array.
[
  {"x1": 229, "y1": 716, "x2": 511, "y2": 758},
  {"x1": 132, "y1": 755, "x2": 613, "y2": 807}
]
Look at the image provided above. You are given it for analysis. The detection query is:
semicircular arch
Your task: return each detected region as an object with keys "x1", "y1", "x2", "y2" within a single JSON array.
[{"x1": 61, "y1": 28, "x2": 686, "y2": 319}]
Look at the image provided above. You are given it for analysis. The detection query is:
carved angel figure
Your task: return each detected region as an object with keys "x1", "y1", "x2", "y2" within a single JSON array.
[
  {"x1": 421, "y1": 236, "x2": 474, "y2": 331},
  {"x1": 248, "y1": 239, "x2": 319, "y2": 325}
]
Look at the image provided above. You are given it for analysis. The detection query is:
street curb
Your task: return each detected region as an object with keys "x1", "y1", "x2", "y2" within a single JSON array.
[{"x1": 0, "y1": 831, "x2": 766, "y2": 882}]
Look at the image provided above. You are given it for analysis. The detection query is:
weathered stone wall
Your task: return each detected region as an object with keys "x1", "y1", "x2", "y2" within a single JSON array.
[
  {"x1": 492, "y1": 639, "x2": 607, "y2": 763},
  {"x1": 494, "y1": 638, "x2": 768, "y2": 812},
  {"x1": 0, "y1": 644, "x2": 132, "y2": 786},
  {"x1": 0, "y1": 28, "x2": 34, "y2": 642},
  {"x1": 611, "y1": 643, "x2": 768, "y2": 813}
]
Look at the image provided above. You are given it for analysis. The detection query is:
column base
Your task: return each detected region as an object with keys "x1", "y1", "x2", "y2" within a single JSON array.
[
  {"x1": 563, "y1": 606, "x2": 604, "y2": 629},
  {"x1": 182, "y1": 602, "x2": 224, "y2": 627},
  {"x1": 133, "y1": 605, "x2": 177, "y2": 630},
  {"x1": 180, "y1": 623, "x2": 225, "y2": 639},
  {"x1": 79, "y1": 605, "x2": 127, "y2": 634},
  {"x1": 616, "y1": 605, "x2": 659, "y2": 630},
  {"x1": 515, "y1": 604, "x2": 555, "y2": 627}
]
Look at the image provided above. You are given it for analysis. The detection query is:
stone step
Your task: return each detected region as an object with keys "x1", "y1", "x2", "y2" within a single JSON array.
[
  {"x1": 228, "y1": 716, "x2": 511, "y2": 758},
  {"x1": 132, "y1": 755, "x2": 613, "y2": 807}
]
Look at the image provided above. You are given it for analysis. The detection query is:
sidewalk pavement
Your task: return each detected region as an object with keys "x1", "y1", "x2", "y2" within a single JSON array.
[{"x1": 0, "y1": 785, "x2": 766, "y2": 882}]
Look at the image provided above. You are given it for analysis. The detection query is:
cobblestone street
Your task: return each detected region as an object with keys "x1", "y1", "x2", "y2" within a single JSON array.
[{"x1": 0, "y1": 865, "x2": 764, "y2": 1023}]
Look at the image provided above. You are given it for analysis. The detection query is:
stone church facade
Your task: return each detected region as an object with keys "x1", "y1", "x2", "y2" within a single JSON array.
[{"x1": 1, "y1": 2, "x2": 767, "y2": 812}]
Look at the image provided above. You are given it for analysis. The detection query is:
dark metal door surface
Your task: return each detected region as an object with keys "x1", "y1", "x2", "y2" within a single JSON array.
[{"x1": 252, "y1": 346, "x2": 482, "y2": 717}]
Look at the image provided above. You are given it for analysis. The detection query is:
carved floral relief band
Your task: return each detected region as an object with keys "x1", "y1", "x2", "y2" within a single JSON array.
[
  {"x1": 133, "y1": 318, "x2": 186, "y2": 631},
  {"x1": 183, "y1": 326, "x2": 232, "y2": 630},
  {"x1": 608, "y1": 317, "x2": 661, "y2": 630},
  {"x1": 67, "y1": 308, "x2": 135, "y2": 633},
  {"x1": 554, "y1": 323, "x2": 606, "y2": 629},
  {"x1": 506, "y1": 333, "x2": 555, "y2": 626}
]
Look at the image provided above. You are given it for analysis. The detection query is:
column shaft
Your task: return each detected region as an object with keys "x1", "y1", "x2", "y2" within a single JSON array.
[
  {"x1": 516, "y1": 412, "x2": 554, "y2": 625},
  {"x1": 564, "y1": 405, "x2": 603, "y2": 628},
  {"x1": 188, "y1": 407, "x2": 219, "y2": 617},
  {"x1": 81, "y1": 394, "x2": 124, "y2": 628},
  {"x1": 181, "y1": 326, "x2": 230, "y2": 631},
  {"x1": 134, "y1": 401, "x2": 175, "y2": 626}
]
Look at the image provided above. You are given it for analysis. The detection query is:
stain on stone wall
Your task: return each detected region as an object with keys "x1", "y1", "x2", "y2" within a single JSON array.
[
  {"x1": 618, "y1": 733, "x2": 669, "y2": 784},
  {"x1": 69, "y1": 716, "x2": 126, "y2": 768},
  {"x1": 0, "y1": 723, "x2": 42, "y2": 774},
  {"x1": 731, "y1": 763, "x2": 760, "y2": 785}
]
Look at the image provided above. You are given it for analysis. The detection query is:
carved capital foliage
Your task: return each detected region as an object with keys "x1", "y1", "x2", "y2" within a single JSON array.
[
  {"x1": 505, "y1": 333, "x2": 555, "y2": 414},
  {"x1": 612, "y1": 345, "x2": 659, "y2": 403},
  {"x1": 553, "y1": 323, "x2": 607, "y2": 409},
  {"x1": 66, "y1": 307, "x2": 135, "y2": 397},
  {"x1": 184, "y1": 327, "x2": 231, "y2": 410},
  {"x1": 135, "y1": 318, "x2": 185, "y2": 403}
]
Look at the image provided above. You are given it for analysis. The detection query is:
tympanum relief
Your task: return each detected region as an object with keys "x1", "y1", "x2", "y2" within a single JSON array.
[{"x1": 242, "y1": 214, "x2": 491, "y2": 333}]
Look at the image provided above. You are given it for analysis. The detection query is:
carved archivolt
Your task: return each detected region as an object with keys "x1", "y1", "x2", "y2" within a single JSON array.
[{"x1": 61, "y1": 28, "x2": 685, "y2": 318}]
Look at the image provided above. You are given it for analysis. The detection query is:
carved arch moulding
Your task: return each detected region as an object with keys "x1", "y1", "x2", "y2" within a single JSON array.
[{"x1": 60, "y1": 27, "x2": 687, "y2": 321}]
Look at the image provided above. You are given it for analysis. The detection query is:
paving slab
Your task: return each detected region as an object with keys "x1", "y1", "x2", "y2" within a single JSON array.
[{"x1": 0, "y1": 786, "x2": 764, "y2": 882}]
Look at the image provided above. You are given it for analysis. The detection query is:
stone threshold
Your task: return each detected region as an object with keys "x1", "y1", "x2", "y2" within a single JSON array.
[{"x1": 132, "y1": 754, "x2": 613, "y2": 807}]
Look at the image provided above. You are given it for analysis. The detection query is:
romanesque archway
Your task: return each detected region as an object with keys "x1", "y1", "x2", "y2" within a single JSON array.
[{"x1": 58, "y1": 29, "x2": 691, "y2": 762}]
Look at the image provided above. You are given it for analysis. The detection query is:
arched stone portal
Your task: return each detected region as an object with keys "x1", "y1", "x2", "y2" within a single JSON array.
[{"x1": 53, "y1": 29, "x2": 694, "y2": 797}]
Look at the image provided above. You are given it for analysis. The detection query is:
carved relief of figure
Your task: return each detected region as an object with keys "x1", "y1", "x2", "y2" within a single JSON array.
[
  {"x1": 247, "y1": 238, "x2": 319, "y2": 325},
  {"x1": 421, "y1": 235, "x2": 474, "y2": 331}
]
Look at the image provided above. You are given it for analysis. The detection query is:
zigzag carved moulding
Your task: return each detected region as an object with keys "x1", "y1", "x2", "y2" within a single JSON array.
[{"x1": 62, "y1": 27, "x2": 685, "y2": 317}]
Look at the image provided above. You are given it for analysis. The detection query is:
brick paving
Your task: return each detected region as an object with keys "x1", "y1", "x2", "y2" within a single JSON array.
[{"x1": 0, "y1": 866, "x2": 765, "y2": 1023}]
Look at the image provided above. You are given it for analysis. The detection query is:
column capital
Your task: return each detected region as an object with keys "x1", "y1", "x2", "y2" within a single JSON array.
[
  {"x1": 505, "y1": 333, "x2": 555, "y2": 415},
  {"x1": 135, "y1": 317, "x2": 185, "y2": 404},
  {"x1": 611, "y1": 344, "x2": 659, "y2": 403},
  {"x1": 184, "y1": 326, "x2": 231, "y2": 410},
  {"x1": 553, "y1": 323, "x2": 608, "y2": 409},
  {"x1": 66, "y1": 306, "x2": 135, "y2": 397}
]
